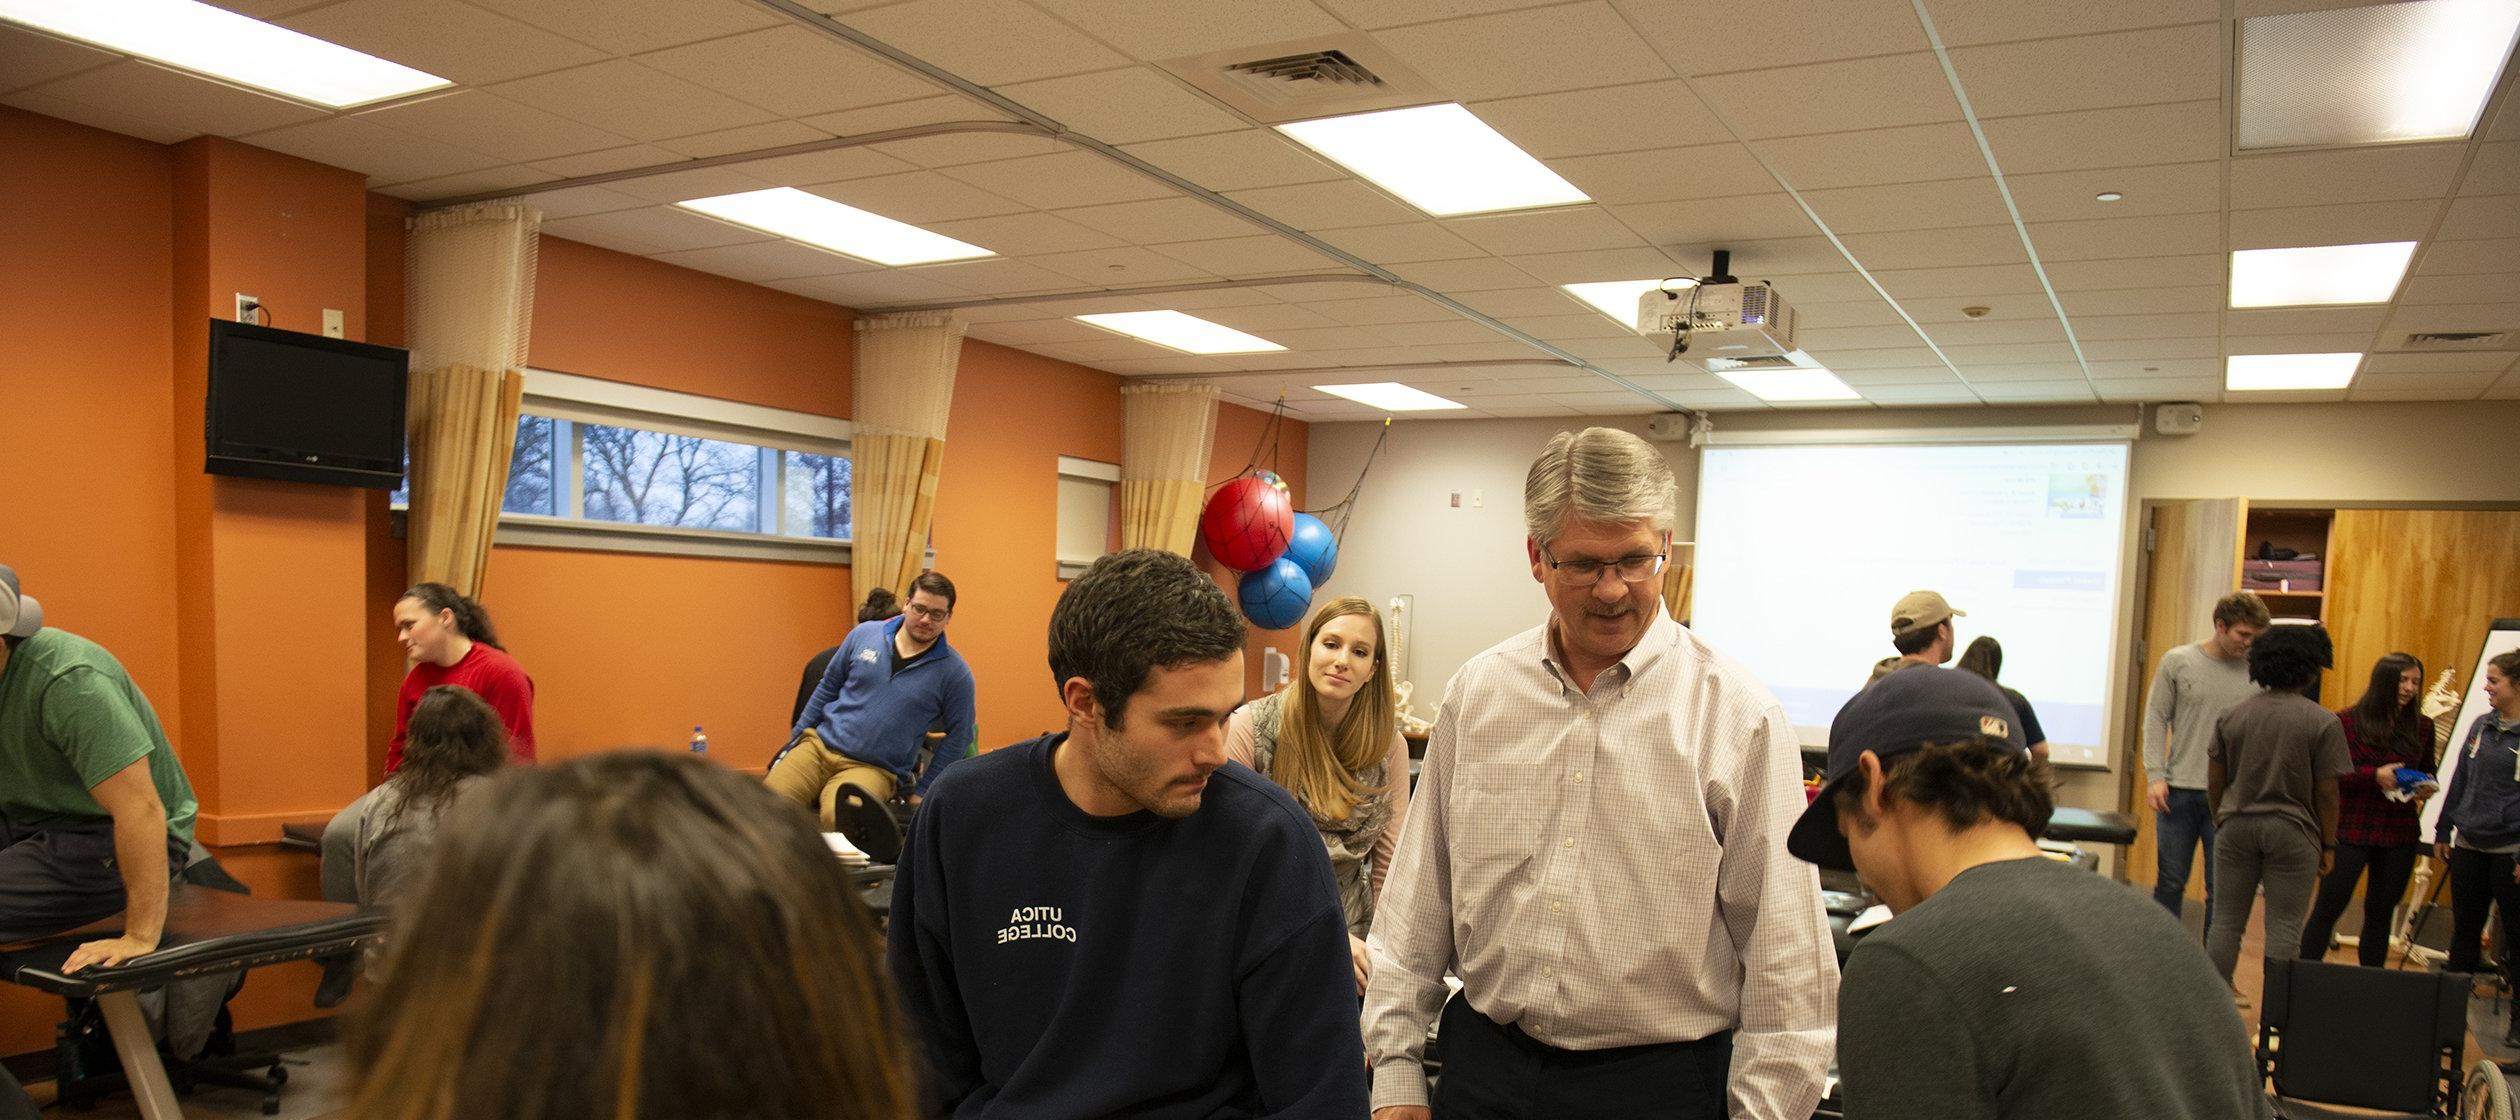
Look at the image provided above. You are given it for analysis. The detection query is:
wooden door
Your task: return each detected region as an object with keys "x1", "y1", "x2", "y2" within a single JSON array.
[
  {"x1": 2326, "y1": 509, "x2": 2520, "y2": 733},
  {"x1": 2126, "y1": 498, "x2": 2244, "y2": 892}
]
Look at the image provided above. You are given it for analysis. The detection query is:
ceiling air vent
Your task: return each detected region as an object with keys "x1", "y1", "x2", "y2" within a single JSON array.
[
  {"x1": 2398, "y1": 330, "x2": 2512, "y2": 350},
  {"x1": 1160, "y1": 36, "x2": 1447, "y2": 125},
  {"x1": 1702, "y1": 355, "x2": 1803, "y2": 370}
]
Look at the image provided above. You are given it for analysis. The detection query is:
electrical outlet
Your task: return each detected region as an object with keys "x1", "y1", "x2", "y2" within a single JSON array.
[
  {"x1": 234, "y1": 293, "x2": 259, "y2": 323},
  {"x1": 322, "y1": 309, "x2": 344, "y2": 339}
]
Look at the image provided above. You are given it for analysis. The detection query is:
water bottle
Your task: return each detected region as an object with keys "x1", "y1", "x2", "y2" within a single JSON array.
[{"x1": 689, "y1": 725, "x2": 708, "y2": 755}]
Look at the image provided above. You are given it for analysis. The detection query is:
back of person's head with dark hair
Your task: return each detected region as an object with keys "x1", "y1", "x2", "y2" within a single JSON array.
[
  {"x1": 1955, "y1": 636, "x2": 2003, "y2": 681},
  {"x1": 908, "y1": 570, "x2": 955, "y2": 611},
  {"x1": 857, "y1": 587, "x2": 900, "y2": 624},
  {"x1": 1891, "y1": 623, "x2": 1941, "y2": 656},
  {"x1": 2213, "y1": 591, "x2": 2271, "y2": 630},
  {"x1": 386, "y1": 686, "x2": 510, "y2": 826},
  {"x1": 347, "y1": 751, "x2": 914, "y2": 1120},
  {"x1": 1832, "y1": 735, "x2": 2055, "y2": 840},
  {"x1": 401, "y1": 582, "x2": 502, "y2": 650},
  {"x1": 1049, "y1": 549, "x2": 1244, "y2": 727},
  {"x1": 2246, "y1": 625, "x2": 2327, "y2": 692}
]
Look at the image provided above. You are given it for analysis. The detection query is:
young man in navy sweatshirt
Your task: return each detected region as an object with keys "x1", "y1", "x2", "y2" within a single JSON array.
[{"x1": 888, "y1": 549, "x2": 1368, "y2": 1119}]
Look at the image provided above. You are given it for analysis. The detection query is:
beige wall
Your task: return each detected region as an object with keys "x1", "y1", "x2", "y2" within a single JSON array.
[{"x1": 1310, "y1": 400, "x2": 2520, "y2": 827}]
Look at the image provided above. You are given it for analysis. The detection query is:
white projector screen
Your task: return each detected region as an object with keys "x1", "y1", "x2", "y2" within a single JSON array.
[{"x1": 1691, "y1": 440, "x2": 2134, "y2": 767}]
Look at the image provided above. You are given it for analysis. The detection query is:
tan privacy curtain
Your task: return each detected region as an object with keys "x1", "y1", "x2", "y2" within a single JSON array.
[
  {"x1": 851, "y1": 312, "x2": 965, "y2": 592},
  {"x1": 405, "y1": 203, "x2": 539, "y2": 597},
  {"x1": 1119, "y1": 383, "x2": 1218, "y2": 556}
]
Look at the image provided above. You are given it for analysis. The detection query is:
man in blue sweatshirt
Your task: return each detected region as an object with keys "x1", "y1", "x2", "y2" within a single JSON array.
[
  {"x1": 770, "y1": 571, "x2": 976, "y2": 833},
  {"x1": 888, "y1": 549, "x2": 1368, "y2": 1119}
]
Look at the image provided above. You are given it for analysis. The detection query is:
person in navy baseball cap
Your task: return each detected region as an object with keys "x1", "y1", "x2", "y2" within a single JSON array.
[{"x1": 1788, "y1": 665, "x2": 2032, "y2": 875}]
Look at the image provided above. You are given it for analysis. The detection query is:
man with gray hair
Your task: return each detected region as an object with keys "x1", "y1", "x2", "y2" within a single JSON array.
[{"x1": 1361, "y1": 428, "x2": 1837, "y2": 1120}]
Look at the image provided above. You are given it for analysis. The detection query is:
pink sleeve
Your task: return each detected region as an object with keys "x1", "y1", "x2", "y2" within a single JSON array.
[
  {"x1": 1224, "y1": 707, "x2": 1258, "y2": 770},
  {"x1": 1373, "y1": 725, "x2": 1412, "y2": 900}
]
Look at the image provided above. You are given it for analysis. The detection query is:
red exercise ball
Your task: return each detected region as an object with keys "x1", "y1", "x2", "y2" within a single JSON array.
[{"x1": 1200, "y1": 476, "x2": 1293, "y2": 571}]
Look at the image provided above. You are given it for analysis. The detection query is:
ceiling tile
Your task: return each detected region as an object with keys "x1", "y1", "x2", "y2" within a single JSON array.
[
  {"x1": 1224, "y1": 180, "x2": 1427, "y2": 231},
  {"x1": 2400, "y1": 272, "x2": 2520, "y2": 306},
  {"x1": 1692, "y1": 52, "x2": 1961, "y2": 139},
  {"x1": 1947, "y1": 26, "x2": 2220, "y2": 118},
  {"x1": 2043, "y1": 253, "x2": 2225, "y2": 290},
  {"x1": 0, "y1": 87, "x2": 198, "y2": 142},
  {"x1": 2350, "y1": 370, "x2": 2502, "y2": 393},
  {"x1": 1797, "y1": 299, "x2": 1912, "y2": 327},
  {"x1": 489, "y1": 60, "x2": 778, "y2": 142},
  {"x1": 1027, "y1": 245, "x2": 1218, "y2": 284},
  {"x1": 523, "y1": 183, "x2": 653, "y2": 219},
  {"x1": 997, "y1": 67, "x2": 1247, "y2": 143},
  {"x1": 2088, "y1": 358, "x2": 2216, "y2": 379},
  {"x1": 1374, "y1": 2, "x2": 1675, "y2": 101},
  {"x1": 1119, "y1": 130, "x2": 1346, "y2": 192},
  {"x1": 1547, "y1": 389, "x2": 1668, "y2": 414},
  {"x1": 0, "y1": 25, "x2": 116, "y2": 95},
  {"x1": 1923, "y1": 0, "x2": 2217, "y2": 46},
  {"x1": 2346, "y1": 386, "x2": 2483, "y2": 401},
  {"x1": 379, "y1": 164, "x2": 560, "y2": 201},
  {"x1": 1388, "y1": 256, "x2": 1544, "y2": 292},
  {"x1": 899, "y1": 256, "x2": 1085, "y2": 295},
  {"x1": 2004, "y1": 162, "x2": 2221, "y2": 222},
  {"x1": 1022, "y1": 0, "x2": 1347, "y2": 59},
  {"x1": 1550, "y1": 144, "x2": 1778, "y2": 204},
  {"x1": 1837, "y1": 225, "x2": 2027, "y2": 270},
  {"x1": 525, "y1": 143, "x2": 680, "y2": 178},
  {"x1": 1798, "y1": 325, "x2": 1931, "y2": 350},
  {"x1": 2225, "y1": 306, "x2": 2391, "y2": 334},
  {"x1": 2094, "y1": 377, "x2": 2220, "y2": 400},
  {"x1": 646, "y1": 238, "x2": 875, "y2": 283},
  {"x1": 1504, "y1": 312, "x2": 1640, "y2": 340},
  {"x1": 2059, "y1": 285, "x2": 2224, "y2": 315},
  {"x1": 2028, "y1": 212, "x2": 2221, "y2": 261},
  {"x1": 1907, "y1": 297, "x2": 2055, "y2": 323},
  {"x1": 1938, "y1": 341, "x2": 2079, "y2": 365},
  {"x1": 1446, "y1": 208, "x2": 1647, "y2": 255},
  {"x1": 2227, "y1": 200, "x2": 2437, "y2": 249},
  {"x1": 801, "y1": 95, "x2": 1019, "y2": 139},
  {"x1": 1978, "y1": 99, "x2": 2222, "y2": 174},
  {"x1": 1610, "y1": 193, "x2": 1821, "y2": 243},
  {"x1": 962, "y1": 317, "x2": 1126, "y2": 345},
  {"x1": 1456, "y1": 287, "x2": 1595, "y2": 317},
  {"x1": 544, "y1": 206, "x2": 772, "y2": 254},
  {"x1": 2439, "y1": 196, "x2": 2520, "y2": 240},
  {"x1": 770, "y1": 270, "x2": 977, "y2": 308},
  {"x1": 1300, "y1": 295, "x2": 1463, "y2": 325},
  {"x1": 635, "y1": 26, "x2": 942, "y2": 118},
  {"x1": 1151, "y1": 235, "x2": 1344, "y2": 275},
  {"x1": 1795, "y1": 177, "x2": 2010, "y2": 233},
  {"x1": 601, "y1": 165, "x2": 778, "y2": 205},
  {"x1": 1313, "y1": 222, "x2": 1487, "y2": 264},
  {"x1": 1662, "y1": 236, "x2": 1850, "y2": 275},
  {"x1": 723, "y1": 144, "x2": 920, "y2": 186},
  {"x1": 867, "y1": 131, "x2": 1069, "y2": 169},
  {"x1": 2068, "y1": 312, "x2": 2221, "y2": 339},
  {"x1": 463, "y1": 0, "x2": 778, "y2": 55},
  {"x1": 2463, "y1": 142, "x2": 2520, "y2": 196},
  {"x1": 1869, "y1": 263, "x2": 2047, "y2": 300},
  {"x1": 2364, "y1": 352, "x2": 2519, "y2": 374},
  {"x1": 365, "y1": 90, "x2": 632, "y2": 165},
  {"x1": 2228, "y1": 145, "x2": 2466, "y2": 210},
  {"x1": 1832, "y1": 366, "x2": 1965, "y2": 385},
  {"x1": 1751, "y1": 122, "x2": 1987, "y2": 191},
  {"x1": 1919, "y1": 315, "x2": 2068, "y2": 345},
  {"x1": 40, "y1": 61, "x2": 322, "y2": 136},
  {"x1": 2415, "y1": 239, "x2": 2520, "y2": 277},
  {"x1": 1053, "y1": 196, "x2": 1266, "y2": 243},
  {"x1": 1972, "y1": 380, "x2": 2097, "y2": 401},
  {"x1": 841, "y1": 0, "x2": 1131, "y2": 84},
  {"x1": 1502, "y1": 246, "x2": 1695, "y2": 284},
  {"x1": 1618, "y1": 0, "x2": 1929, "y2": 74},
  {"x1": 1193, "y1": 304, "x2": 1347, "y2": 332},
  {"x1": 2379, "y1": 302, "x2": 2520, "y2": 337},
  {"x1": 279, "y1": 0, "x2": 606, "y2": 85},
  {"x1": 2223, "y1": 331, "x2": 2381, "y2": 355},
  {"x1": 1472, "y1": 81, "x2": 1735, "y2": 159},
  {"x1": 944, "y1": 150, "x2": 1176, "y2": 209},
  {"x1": 1855, "y1": 383, "x2": 1986, "y2": 403},
  {"x1": 1822, "y1": 346, "x2": 1949, "y2": 369},
  {"x1": 808, "y1": 170, "x2": 1032, "y2": 222},
  {"x1": 244, "y1": 116, "x2": 503, "y2": 187}
]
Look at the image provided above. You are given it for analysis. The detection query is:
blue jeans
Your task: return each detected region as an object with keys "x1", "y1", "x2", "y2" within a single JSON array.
[{"x1": 2154, "y1": 787, "x2": 2216, "y2": 937}]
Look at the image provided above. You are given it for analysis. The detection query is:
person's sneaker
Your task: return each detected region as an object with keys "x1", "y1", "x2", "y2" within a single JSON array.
[{"x1": 312, "y1": 953, "x2": 357, "y2": 1009}]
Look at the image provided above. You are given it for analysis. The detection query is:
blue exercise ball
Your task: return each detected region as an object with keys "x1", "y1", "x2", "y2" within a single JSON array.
[
  {"x1": 1284, "y1": 512, "x2": 1337, "y2": 586},
  {"x1": 1236, "y1": 557, "x2": 1313, "y2": 631}
]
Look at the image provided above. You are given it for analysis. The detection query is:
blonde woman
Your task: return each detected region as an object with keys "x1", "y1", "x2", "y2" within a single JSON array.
[{"x1": 1226, "y1": 596, "x2": 1412, "y2": 994}]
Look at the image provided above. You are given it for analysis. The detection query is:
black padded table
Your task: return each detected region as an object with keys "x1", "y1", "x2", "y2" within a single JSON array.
[
  {"x1": 0, "y1": 884, "x2": 386, "y2": 1120},
  {"x1": 2044, "y1": 806, "x2": 2138, "y2": 846}
]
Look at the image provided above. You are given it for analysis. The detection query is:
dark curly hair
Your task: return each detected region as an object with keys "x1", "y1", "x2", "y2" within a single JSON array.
[
  {"x1": 1048, "y1": 549, "x2": 1244, "y2": 727},
  {"x1": 1833, "y1": 735, "x2": 2055, "y2": 840},
  {"x1": 2247, "y1": 625, "x2": 2331, "y2": 692}
]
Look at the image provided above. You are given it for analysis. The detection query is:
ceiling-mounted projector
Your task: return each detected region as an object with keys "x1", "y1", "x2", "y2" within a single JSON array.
[{"x1": 1635, "y1": 250, "x2": 1798, "y2": 363}]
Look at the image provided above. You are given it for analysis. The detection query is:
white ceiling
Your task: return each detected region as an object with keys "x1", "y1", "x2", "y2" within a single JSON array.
[{"x1": 6, "y1": 0, "x2": 2517, "y2": 420}]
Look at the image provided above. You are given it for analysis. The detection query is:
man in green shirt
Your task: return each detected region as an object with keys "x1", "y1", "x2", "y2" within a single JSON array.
[{"x1": 0, "y1": 564, "x2": 198, "y2": 975}]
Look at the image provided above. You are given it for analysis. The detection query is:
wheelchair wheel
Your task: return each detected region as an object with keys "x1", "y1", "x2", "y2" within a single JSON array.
[{"x1": 2466, "y1": 1060, "x2": 2513, "y2": 1120}]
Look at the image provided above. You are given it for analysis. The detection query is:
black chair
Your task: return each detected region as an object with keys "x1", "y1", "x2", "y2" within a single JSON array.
[{"x1": 2258, "y1": 956, "x2": 2469, "y2": 1118}]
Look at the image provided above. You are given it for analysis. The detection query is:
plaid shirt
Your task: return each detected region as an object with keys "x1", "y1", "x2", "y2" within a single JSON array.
[{"x1": 2335, "y1": 708, "x2": 2430, "y2": 847}]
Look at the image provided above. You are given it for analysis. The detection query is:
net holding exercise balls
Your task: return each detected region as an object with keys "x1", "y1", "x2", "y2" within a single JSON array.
[
  {"x1": 1199, "y1": 476, "x2": 1292, "y2": 571},
  {"x1": 1237, "y1": 557, "x2": 1313, "y2": 631},
  {"x1": 1284, "y1": 512, "x2": 1337, "y2": 586}
]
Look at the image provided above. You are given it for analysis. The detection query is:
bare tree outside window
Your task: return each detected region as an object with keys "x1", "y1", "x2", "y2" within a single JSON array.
[
  {"x1": 783, "y1": 451, "x2": 851, "y2": 539},
  {"x1": 502, "y1": 416, "x2": 556, "y2": 516},
  {"x1": 582, "y1": 423, "x2": 760, "y2": 531}
]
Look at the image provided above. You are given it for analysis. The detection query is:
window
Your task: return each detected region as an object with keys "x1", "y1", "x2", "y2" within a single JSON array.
[
  {"x1": 1055, "y1": 456, "x2": 1120, "y2": 579},
  {"x1": 394, "y1": 370, "x2": 853, "y2": 564}
]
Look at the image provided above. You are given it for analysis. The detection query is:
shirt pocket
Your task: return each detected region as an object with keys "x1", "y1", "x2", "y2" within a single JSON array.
[{"x1": 1450, "y1": 759, "x2": 1550, "y2": 882}]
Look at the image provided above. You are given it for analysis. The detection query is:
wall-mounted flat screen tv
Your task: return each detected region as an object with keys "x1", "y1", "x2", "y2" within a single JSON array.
[{"x1": 205, "y1": 319, "x2": 408, "y2": 490}]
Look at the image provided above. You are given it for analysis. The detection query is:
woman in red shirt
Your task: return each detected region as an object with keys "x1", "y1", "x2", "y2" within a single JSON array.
[
  {"x1": 2297, "y1": 652, "x2": 2431, "y2": 965},
  {"x1": 388, "y1": 583, "x2": 535, "y2": 772}
]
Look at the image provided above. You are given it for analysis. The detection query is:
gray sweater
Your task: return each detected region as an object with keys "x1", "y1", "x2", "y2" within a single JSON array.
[
  {"x1": 2143, "y1": 641, "x2": 2259, "y2": 790},
  {"x1": 1838, "y1": 858, "x2": 2270, "y2": 1120}
]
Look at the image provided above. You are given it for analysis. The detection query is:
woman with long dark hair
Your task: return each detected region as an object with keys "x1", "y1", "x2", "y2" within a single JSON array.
[
  {"x1": 2298, "y1": 653, "x2": 2431, "y2": 965},
  {"x1": 346, "y1": 686, "x2": 510, "y2": 906},
  {"x1": 347, "y1": 751, "x2": 917, "y2": 1120},
  {"x1": 1956, "y1": 635, "x2": 2050, "y2": 763},
  {"x1": 1225, "y1": 596, "x2": 1410, "y2": 994},
  {"x1": 390, "y1": 582, "x2": 535, "y2": 770}
]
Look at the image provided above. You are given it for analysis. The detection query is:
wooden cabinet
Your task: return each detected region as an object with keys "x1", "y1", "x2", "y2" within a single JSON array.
[{"x1": 2237, "y1": 506, "x2": 2332, "y2": 624}]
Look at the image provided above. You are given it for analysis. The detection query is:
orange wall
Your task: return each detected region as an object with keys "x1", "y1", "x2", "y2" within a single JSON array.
[{"x1": 533, "y1": 236, "x2": 852, "y2": 418}]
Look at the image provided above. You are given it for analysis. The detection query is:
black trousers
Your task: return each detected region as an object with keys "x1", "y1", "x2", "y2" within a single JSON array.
[
  {"x1": 2445, "y1": 847, "x2": 2520, "y2": 981},
  {"x1": 1432, "y1": 995, "x2": 1732, "y2": 1120},
  {"x1": 0, "y1": 814, "x2": 132, "y2": 943},
  {"x1": 2298, "y1": 842, "x2": 2421, "y2": 966}
]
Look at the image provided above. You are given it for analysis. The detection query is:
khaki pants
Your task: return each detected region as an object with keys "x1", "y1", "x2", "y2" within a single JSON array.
[{"x1": 766, "y1": 729, "x2": 899, "y2": 831}]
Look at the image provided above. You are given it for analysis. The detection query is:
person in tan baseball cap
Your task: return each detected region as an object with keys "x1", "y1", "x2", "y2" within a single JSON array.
[{"x1": 1890, "y1": 590, "x2": 1965, "y2": 670}]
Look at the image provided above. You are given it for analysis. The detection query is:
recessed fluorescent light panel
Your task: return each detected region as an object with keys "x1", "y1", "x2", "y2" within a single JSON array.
[
  {"x1": 2238, "y1": 0, "x2": 2520, "y2": 149},
  {"x1": 1276, "y1": 103, "x2": 1591, "y2": 217},
  {"x1": 1313, "y1": 383, "x2": 1468, "y2": 411},
  {"x1": 1074, "y1": 311, "x2": 1284, "y2": 354},
  {"x1": 2229, "y1": 242, "x2": 2418, "y2": 308},
  {"x1": 1714, "y1": 368, "x2": 1861, "y2": 402},
  {"x1": 1563, "y1": 279, "x2": 1695, "y2": 329},
  {"x1": 677, "y1": 189, "x2": 994, "y2": 267},
  {"x1": 0, "y1": 0, "x2": 451, "y2": 108},
  {"x1": 2225, "y1": 353, "x2": 2362, "y2": 391}
]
